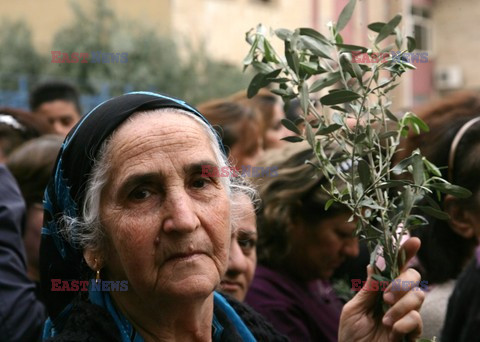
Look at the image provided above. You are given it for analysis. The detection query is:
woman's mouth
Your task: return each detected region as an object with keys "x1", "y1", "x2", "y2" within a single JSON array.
[{"x1": 220, "y1": 280, "x2": 243, "y2": 292}]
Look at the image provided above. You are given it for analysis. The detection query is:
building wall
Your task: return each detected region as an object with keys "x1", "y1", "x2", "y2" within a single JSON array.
[
  {"x1": 0, "y1": 0, "x2": 171, "y2": 53},
  {"x1": 170, "y1": 0, "x2": 313, "y2": 65},
  {"x1": 433, "y1": 0, "x2": 480, "y2": 91}
]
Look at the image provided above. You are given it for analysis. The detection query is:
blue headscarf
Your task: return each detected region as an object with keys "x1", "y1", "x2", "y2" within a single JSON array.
[{"x1": 40, "y1": 92, "x2": 254, "y2": 341}]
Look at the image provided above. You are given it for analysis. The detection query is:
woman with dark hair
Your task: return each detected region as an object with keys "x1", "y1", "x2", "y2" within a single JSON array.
[
  {"x1": 231, "y1": 89, "x2": 290, "y2": 150},
  {"x1": 398, "y1": 93, "x2": 480, "y2": 339},
  {"x1": 246, "y1": 142, "x2": 425, "y2": 341},
  {"x1": 197, "y1": 98, "x2": 263, "y2": 168}
]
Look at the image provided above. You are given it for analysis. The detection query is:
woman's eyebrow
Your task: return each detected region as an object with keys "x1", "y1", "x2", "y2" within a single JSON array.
[
  {"x1": 183, "y1": 160, "x2": 219, "y2": 174},
  {"x1": 117, "y1": 172, "x2": 161, "y2": 194}
]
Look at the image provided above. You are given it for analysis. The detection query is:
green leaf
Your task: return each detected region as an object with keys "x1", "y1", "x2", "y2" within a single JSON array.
[
  {"x1": 325, "y1": 198, "x2": 335, "y2": 210},
  {"x1": 282, "y1": 135, "x2": 304, "y2": 143},
  {"x1": 368, "y1": 22, "x2": 387, "y2": 33},
  {"x1": 247, "y1": 69, "x2": 282, "y2": 98},
  {"x1": 375, "y1": 14, "x2": 402, "y2": 45},
  {"x1": 423, "y1": 158, "x2": 442, "y2": 177},
  {"x1": 263, "y1": 40, "x2": 279, "y2": 63},
  {"x1": 281, "y1": 118, "x2": 301, "y2": 135},
  {"x1": 335, "y1": 43, "x2": 368, "y2": 52},
  {"x1": 417, "y1": 206, "x2": 450, "y2": 220},
  {"x1": 285, "y1": 41, "x2": 300, "y2": 74},
  {"x1": 316, "y1": 123, "x2": 342, "y2": 135},
  {"x1": 320, "y1": 90, "x2": 361, "y2": 105},
  {"x1": 299, "y1": 61, "x2": 319, "y2": 74},
  {"x1": 392, "y1": 154, "x2": 416, "y2": 175},
  {"x1": 275, "y1": 28, "x2": 293, "y2": 41},
  {"x1": 305, "y1": 122, "x2": 315, "y2": 146},
  {"x1": 337, "y1": 0, "x2": 356, "y2": 32},
  {"x1": 405, "y1": 214, "x2": 429, "y2": 227},
  {"x1": 299, "y1": 36, "x2": 332, "y2": 59},
  {"x1": 298, "y1": 27, "x2": 330, "y2": 45},
  {"x1": 251, "y1": 61, "x2": 275, "y2": 74},
  {"x1": 310, "y1": 72, "x2": 341, "y2": 93},
  {"x1": 429, "y1": 183, "x2": 472, "y2": 198},
  {"x1": 412, "y1": 154, "x2": 424, "y2": 185},
  {"x1": 243, "y1": 37, "x2": 259, "y2": 66},
  {"x1": 407, "y1": 36, "x2": 416, "y2": 52},
  {"x1": 385, "y1": 109, "x2": 399, "y2": 122},
  {"x1": 300, "y1": 83, "x2": 310, "y2": 114}
]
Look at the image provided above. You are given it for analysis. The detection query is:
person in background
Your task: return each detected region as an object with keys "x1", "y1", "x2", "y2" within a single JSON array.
[
  {"x1": 0, "y1": 107, "x2": 53, "y2": 163},
  {"x1": 197, "y1": 98, "x2": 263, "y2": 168},
  {"x1": 218, "y1": 188, "x2": 258, "y2": 302},
  {"x1": 7, "y1": 134, "x2": 64, "y2": 289},
  {"x1": 29, "y1": 81, "x2": 82, "y2": 136},
  {"x1": 398, "y1": 92, "x2": 480, "y2": 340},
  {"x1": 0, "y1": 164, "x2": 46, "y2": 341},
  {"x1": 231, "y1": 89, "x2": 290, "y2": 150},
  {"x1": 246, "y1": 142, "x2": 425, "y2": 342}
]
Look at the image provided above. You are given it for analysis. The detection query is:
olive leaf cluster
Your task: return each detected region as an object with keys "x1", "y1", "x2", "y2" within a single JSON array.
[{"x1": 242, "y1": 0, "x2": 471, "y2": 283}]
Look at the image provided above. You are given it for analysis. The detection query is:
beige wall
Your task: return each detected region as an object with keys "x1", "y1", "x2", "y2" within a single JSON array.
[
  {"x1": 0, "y1": 0, "x2": 171, "y2": 53},
  {"x1": 170, "y1": 0, "x2": 313, "y2": 65},
  {"x1": 433, "y1": 0, "x2": 480, "y2": 90}
]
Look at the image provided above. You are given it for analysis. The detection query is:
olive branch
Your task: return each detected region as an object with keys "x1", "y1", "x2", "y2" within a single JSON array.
[{"x1": 242, "y1": 0, "x2": 470, "y2": 301}]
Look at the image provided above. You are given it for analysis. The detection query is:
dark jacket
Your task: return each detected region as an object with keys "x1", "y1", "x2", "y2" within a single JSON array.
[
  {"x1": 442, "y1": 249, "x2": 480, "y2": 342},
  {"x1": 46, "y1": 295, "x2": 288, "y2": 341},
  {"x1": 0, "y1": 164, "x2": 46, "y2": 341}
]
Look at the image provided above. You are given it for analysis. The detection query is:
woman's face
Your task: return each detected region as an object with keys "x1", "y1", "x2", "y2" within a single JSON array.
[
  {"x1": 289, "y1": 212, "x2": 359, "y2": 280},
  {"x1": 98, "y1": 112, "x2": 231, "y2": 305},
  {"x1": 264, "y1": 103, "x2": 290, "y2": 150},
  {"x1": 219, "y1": 194, "x2": 257, "y2": 301}
]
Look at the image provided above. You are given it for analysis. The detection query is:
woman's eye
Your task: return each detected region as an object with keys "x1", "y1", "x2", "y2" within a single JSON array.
[
  {"x1": 192, "y1": 177, "x2": 210, "y2": 189},
  {"x1": 130, "y1": 189, "x2": 152, "y2": 201},
  {"x1": 238, "y1": 238, "x2": 256, "y2": 252}
]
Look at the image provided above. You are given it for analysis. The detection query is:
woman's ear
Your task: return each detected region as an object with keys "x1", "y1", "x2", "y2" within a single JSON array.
[
  {"x1": 443, "y1": 194, "x2": 476, "y2": 238},
  {"x1": 83, "y1": 249, "x2": 102, "y2": 271}
]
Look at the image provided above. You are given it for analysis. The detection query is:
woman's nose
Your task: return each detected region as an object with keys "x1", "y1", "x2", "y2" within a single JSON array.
[
  {"x1": 227, "y1": 240, "x2": 248, "y2": 273},
  {"x1": 162, "y1": 190, "x2": 200, "y2": 233},
  {"x1": 343, "y1": 237, "x2": 360, "y2": 258}
]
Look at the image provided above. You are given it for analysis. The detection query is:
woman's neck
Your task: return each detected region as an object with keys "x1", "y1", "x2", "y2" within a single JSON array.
[{"x1": 111, "y1": 291, "x2": 215, "y2": 342}]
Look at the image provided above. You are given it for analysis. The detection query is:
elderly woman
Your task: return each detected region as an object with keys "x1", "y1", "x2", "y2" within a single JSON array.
[
  {"x1": 40, "y1": 92, "x2": 423, "y2": 341},
  {"x1": 246, "y1": 142, "x2": 425, "y2": 341}
]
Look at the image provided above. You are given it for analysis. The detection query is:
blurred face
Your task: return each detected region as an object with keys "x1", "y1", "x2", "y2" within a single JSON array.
[
  {"x1": 219, "y1": 194, "x2": 257, "y2": 301},
  {"x1": 35, "y1": 100, "x2": 80, "y2": 136},
  {"x1": 229, "y1": 137, "x2": 264, "y2": 168},
  {"x1": 98, "y1": 112, "x2": 231, "y2": 308},
  {"x1": 289, "y1": 212, "x2": 359, "y2": 280},
  {"x1": 264, "y1": 103, "x2": 289, "y2": 150}
]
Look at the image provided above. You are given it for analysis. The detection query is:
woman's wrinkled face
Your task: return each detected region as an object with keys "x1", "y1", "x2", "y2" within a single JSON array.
[
  {"x1": 289, "y1": 212, "x2": 359, "y2": 280},
  {"x1": 99, "y1": 112, "x2": 230, "y2": 303},
  {"x1": 219, "y1": 194, "x2": 257, "y2": 301}
]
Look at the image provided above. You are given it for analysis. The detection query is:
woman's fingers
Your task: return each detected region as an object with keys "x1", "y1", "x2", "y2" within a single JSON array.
[
  {"x1": 383, "y1": 268, "x2": 423, "y2": 305},
  {"x1": 397, "y1": 237, "x2": 421, "y2": 270},
  {"x1": 389, "y1": 310, "x2": 423, "y2": 342},
  {"x1": 382, "y1": 284, "x2": 425, "y2": 326}
]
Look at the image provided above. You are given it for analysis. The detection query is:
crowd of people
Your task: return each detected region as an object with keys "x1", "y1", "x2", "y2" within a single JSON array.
[{"x1": 0, "y1": 80, "x2": 478, "y2": 341}]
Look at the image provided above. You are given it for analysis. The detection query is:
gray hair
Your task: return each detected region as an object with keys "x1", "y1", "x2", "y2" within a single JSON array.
[{"x1": 61, "y1": 108, "x2": 255, "y2": 253}]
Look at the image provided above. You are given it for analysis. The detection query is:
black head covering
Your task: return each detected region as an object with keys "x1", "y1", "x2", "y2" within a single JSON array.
[{"x1": 40, "y1": 91, "x2": 223, "y2": 321}]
